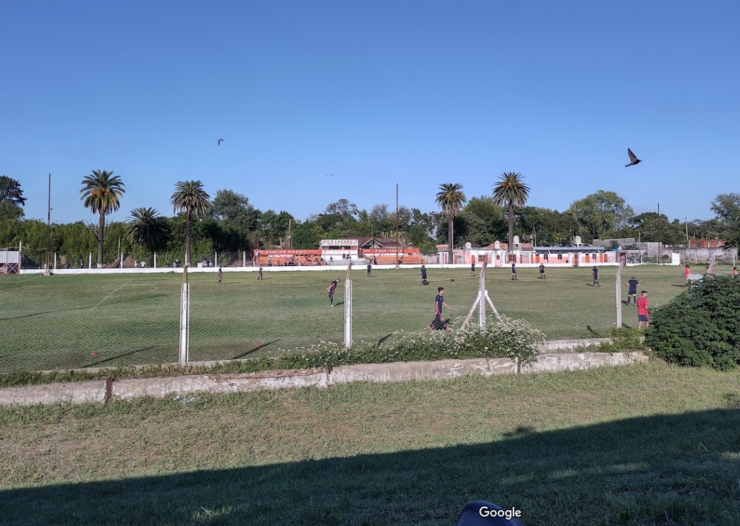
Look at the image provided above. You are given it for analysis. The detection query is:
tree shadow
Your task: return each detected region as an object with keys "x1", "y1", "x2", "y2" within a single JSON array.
[
  {"x1": 1, "y1": 408, "x2": 739, "y2": 525},
  {"x1": 0, "y1": 294, "x2": 169, "y2": 321}
]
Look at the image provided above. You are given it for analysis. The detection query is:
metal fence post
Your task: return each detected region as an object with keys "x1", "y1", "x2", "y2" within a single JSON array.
[
  {"x1": 179, "y1": 267, "x2": 190, "y2": 365},
  {"x1": 478, "y1": 263, "x2": 486, "y2": 330}
]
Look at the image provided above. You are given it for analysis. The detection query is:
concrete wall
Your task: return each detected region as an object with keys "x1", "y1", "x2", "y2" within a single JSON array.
[{"x1": 0, "y1": 351, "x2": 648, "y2": 407}]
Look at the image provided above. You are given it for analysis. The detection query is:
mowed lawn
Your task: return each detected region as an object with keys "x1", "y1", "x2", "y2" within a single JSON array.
[
  {"x1": 1, "y1": 363, "x2": 739, "y2": 525},
  {"x1": 1, "y1": 265, "x2": 689, "y2": 372}
]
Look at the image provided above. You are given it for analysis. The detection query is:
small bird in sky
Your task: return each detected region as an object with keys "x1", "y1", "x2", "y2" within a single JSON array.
[
  {"x1": 325, "y1": 173, "x2": 335, "y2": 177},
  {"x1": 218, "y1": 139, "x2": 224, "y2": 146},
  {"x1": 625, "y1": 148, "x2": 642, "y2": 167}
]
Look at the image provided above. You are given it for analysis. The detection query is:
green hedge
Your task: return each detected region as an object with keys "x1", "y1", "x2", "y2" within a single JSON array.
[{"x1": 646, "y1": 275, "x2": 740, "y2": 370}]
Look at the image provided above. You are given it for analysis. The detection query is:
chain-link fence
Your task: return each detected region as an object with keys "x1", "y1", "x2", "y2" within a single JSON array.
[{"x1": 0, "y1": 264, "x2": 688, "y2": 373}]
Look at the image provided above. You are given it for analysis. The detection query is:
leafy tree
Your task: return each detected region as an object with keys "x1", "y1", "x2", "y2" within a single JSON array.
[
  {"x1": 711, "y1": 193, "x2": 740, "y2": 246},
  {"x1": 325, "y1": 199, "x2": 359, "y2": 220},
  {"x1": 292, "y1": 221, "x2": 324, "y2": 249},
  {"x1": 630, "y1": 212, "x2": 684, "y2": 245},
  {"x1": 127, "y1": 207, "x2": 168, "y2": 254},
  {"x1": 492, "y1": 172, "x2": 530, "y2": 247},
  {"x1": 79, "y1": 170, "x2": 125, "y2": 268},
  {"x1": 210, "y1": 190, "x2": 259, "y2": 233},
  {"x1": 436, "y1": 183, "x2": 467, "y2": 263},
  {"x1": 460, "y1": 196, "x2": 508, "y2": 246},
  {"x1": 171, "y1": 181, "x2": 210, "y2": 266},
  {"x1": 0, "y1": 176, "x2": 26, "y2": 221},
  {"x1": 566, "y1": 190, "x2": 633, "y2": 242}
]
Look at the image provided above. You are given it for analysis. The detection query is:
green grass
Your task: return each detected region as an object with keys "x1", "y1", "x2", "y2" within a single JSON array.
[
  {"x1": 0, "y1": 266, "x2": 687, "y2": 373},
  {"x1": 0, "y1": 362, "x2": 739, "y2": 525}
]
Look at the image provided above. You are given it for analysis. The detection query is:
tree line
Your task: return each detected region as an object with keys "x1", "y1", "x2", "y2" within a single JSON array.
[{"x1": 0, "y1": 173, "x2": 738, "y2": 268}]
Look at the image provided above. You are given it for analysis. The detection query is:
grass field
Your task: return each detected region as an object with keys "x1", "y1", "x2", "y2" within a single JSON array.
[
  {"x1": 1, "y1": 265, "x2": 690, "y2": 373},
  {"x1": 0, "y1": 362, "x2": 739, "y2": 525}
]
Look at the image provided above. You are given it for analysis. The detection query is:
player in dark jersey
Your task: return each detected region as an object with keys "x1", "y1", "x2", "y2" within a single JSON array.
[
  {"x1": 511, "y1": 262, "x2": 517, "y2": 280},
  {"x1": 539, "y1": 263, "x2": 546, "y2": 279},
  {"x1": 217, "y1": 267, "x2": 223, "y2": 284},
  {"x1": 328, "y1": 278, "x2": 340, "y2": 306},
  {"x1": 421, "y1": 265, "x2": 429, "y2": 285},
  {"x1": 367, "y1": 262, "x2": 372, "y2": 277},
  {"x1": 626, "y1": 276, "x2": 640, "y2": 305},
  {"x1": 428, "y1": 287, "x2": 452, "y2": 332},
  {"x1": 592, "y1": 266, "x2": 600, "y2": 287},
  {"x1": 258, "y1": 265, "x2": 263, "y2": 280}
]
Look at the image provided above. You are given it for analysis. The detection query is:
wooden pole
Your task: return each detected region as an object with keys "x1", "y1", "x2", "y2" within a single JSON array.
[{"x1": 45, "y1": 174, "x2": 51, "y2": 275}]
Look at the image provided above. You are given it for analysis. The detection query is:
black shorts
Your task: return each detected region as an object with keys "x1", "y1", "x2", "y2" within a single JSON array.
[
  {"x1": 638, "y1": 314, "x2": 649, "y2": 322},
  {"x1": 429, "y1": 315, "x2": 448, "y2": 330}
]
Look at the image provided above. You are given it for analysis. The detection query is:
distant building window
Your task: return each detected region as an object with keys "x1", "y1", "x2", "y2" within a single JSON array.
[
  {"x1": 558, "y1": 254, "x2": 563, "y2": 260},
  {"x1": 593, "y1": 254, "x2": 597, "y2": 259}
]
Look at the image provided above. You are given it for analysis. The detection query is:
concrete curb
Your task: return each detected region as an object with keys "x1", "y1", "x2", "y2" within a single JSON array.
[{"x1": 0, "y1": 352, "x2": 648, "y2": 407}]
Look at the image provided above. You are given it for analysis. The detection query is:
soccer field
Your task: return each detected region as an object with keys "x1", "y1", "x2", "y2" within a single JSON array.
[{"x1": 0, "y1": 265, "x2": 689, "y2": 373}]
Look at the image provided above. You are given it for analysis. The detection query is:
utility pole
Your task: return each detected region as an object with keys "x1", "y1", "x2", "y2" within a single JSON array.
[
  {"x1": 395, "y1": 183, "x2": 399, "y2": 269},
  {"x1": 685, "y1": 216, "x2": 689, "y2": 245},
  {"x1": 45, "y1": 174, "x2": 51, "y2": 275}
]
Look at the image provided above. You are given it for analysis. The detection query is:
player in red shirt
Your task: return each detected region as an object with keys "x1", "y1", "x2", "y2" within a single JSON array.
[
  {"x1": 684, "y1": 264, "x2": 691, "y2": 284},
  {"x1": 636, "y1": 291, "x2": 649, "y2": 329}
]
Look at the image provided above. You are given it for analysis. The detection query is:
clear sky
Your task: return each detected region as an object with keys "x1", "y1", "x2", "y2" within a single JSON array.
[{"x1": 2, "y1": 1, "x2": 738, "y2": 225}]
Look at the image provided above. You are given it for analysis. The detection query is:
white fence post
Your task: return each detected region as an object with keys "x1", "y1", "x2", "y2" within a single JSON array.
[
  {"x1": 89, "y1": 252, "x2": 92, "y2": 269},
  {"x1": 478, "y1": 264, "x2": 486, "y2": 330},
  {"x1": 179, "y1": 267, "x2": 190, "y2": 365},
  {"x1": 344, "y1": 261, "x2": 352, "y2": 349},
  {"x1": 154, "y1": 252, "x2": 157, "y2": 268},
  {"x1": 215, "y1": 252, "x2": 217, "y2": 268},
  {"x1": 54, "y1": 252, "x2": 57, "y2": 271},
  {"x1": 243, "y1": 251, "x2": 246, "y2": 267}
]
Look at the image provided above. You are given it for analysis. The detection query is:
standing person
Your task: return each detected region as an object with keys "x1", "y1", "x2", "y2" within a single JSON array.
[
  {"x1": 367, "y1": 262, "x2": 372, "y2": 277},
  {"x1": 592, "y1": 266, "x2": 600, "y2": 287},
  {"x1": 471, "y1": 258, "x2": 476, "y2": 276},
  {"x1": 684, "y1": 264, "x2": 691, "y2": 284},
  {"x1": 428, "y1": 287, "x2": 453, "y2": 332},
  {"x1": 258, "y1": 265, "x2": 263, "y2": 280},
  {"x1": 636, "y1": 291, "x2": 650, "y2": 329},
  {"x1": 732, "y1": 267, "x2": 739, "y2": 277},
  {"x1": 511, "y1": 262, "x2": 518, "y2": 280},
  {"x1": 217, "y1": 266, "x2": 223, "y2": 284},
  {"x1": 626, "y1": 276, "x2": 640, "y2": 305},
  {"x1": 421, "y1": 264, "x2": 428, "y2": 285},
  {"x1": 539, "y1": 263, "x2": 546, "y2": 279},
  {"x1": 328, "y1": 278, "x2": 340, "y2": 307}
]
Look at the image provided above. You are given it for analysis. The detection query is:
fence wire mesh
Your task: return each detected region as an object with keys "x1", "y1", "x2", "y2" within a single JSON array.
[{"x1": 0, "y1": 264, "x2": 690, "y2": 373}]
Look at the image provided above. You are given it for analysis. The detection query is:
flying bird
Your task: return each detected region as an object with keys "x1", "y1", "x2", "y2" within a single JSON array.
[
  {"x1": 218, "y1": 139, "x2": 224, "y2": 146},
  {"x1": 325, "y1": 173, "x2": 335, "y2": 177},
  {"x1": 625, "y1": 148, "x2": 641, "y2": 167}
]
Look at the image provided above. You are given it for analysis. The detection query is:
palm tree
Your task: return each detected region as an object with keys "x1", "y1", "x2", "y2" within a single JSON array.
[
  {"x1": 170, "y1": 181, "x2": 210, "y2": 267},
  {"x1": 492, "y1": 172, "x2": 530, "y2": 248},
  {"x1": 127, "y1": 207, "x2": 166, "y2": 256},
  {"x1": 435, "y1": 183, "x2": 467, "y2": 264},
  {"x1": 80, "y1": 170, "x2": 126, "y2": 268}
]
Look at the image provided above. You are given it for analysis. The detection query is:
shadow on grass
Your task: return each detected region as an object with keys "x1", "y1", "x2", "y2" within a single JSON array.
[
  {"x1": 230, "y1": 340, "x2": 281, "y2": 360},
  {"x1": 82, "y1": 346, "x2": 157, "y2": 368},
  {"x1": 0, "y1": 294, "x2": 169, "y2": 321},
  {"x1": 1, "y1": 408, "x2": 739, "y2": 526}
]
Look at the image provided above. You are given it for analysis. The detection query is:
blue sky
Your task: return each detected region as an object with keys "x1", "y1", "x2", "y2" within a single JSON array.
[{"x1": 2, "y1": 1, "x2": 738, "y2": 225}]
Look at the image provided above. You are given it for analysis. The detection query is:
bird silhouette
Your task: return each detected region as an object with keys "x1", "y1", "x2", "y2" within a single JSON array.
[
  {"x1": 325, "y1": 173, "x2": 335, "y2": 177},
  {"x1": 625, "y1": 148, "x2": 641, "y2": 167},
  {"x1": 218, "y1": 139, "x2": 224, "y2": 146}
]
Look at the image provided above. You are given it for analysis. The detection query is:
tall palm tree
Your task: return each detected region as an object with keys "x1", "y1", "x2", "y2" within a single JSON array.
[
  {"x1": 80, "y1": 170, "x2": 126, "y2": 268},
  {"x1": 492, "y1": 172, "x2": 530, "y2": 248},
  {"x1": 127, "y1": 207, "x2": 166, "y2": 255},
  {"x1": 435, "y1": 183, "x2": 467, "y2": 264},
  {"x1": 170, "y1": 181, "x2": 210, "y2": 267}
]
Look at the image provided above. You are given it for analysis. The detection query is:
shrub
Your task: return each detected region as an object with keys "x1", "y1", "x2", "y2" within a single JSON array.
[{"x1": 646, "y1": 275, "x2": 740, "y2": 370}]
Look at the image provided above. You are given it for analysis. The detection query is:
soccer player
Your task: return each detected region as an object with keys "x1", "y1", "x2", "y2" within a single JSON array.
[
  {"x1": 258, "y1": 265, "x2": 263, "y2": 280},
  {"x1": 539, "y1": 263, "x2": 546, "y2": 279},
  {"x1": 471, "y1": 259, "x2": 475, "y2": 276},
  {"x1": 592, "y1": 266, "x2": 600, "y2": 287},
  {"x1": 328, "y1": 278, "x2": 340, "y2": 306},
  {"x1": 637, "y1": 291, "x2": 650, "y2": 329},
  {"x1": 511, "y1": 262, "x2": 517, "y2": 280},
  {"x1": 732, "y1": 267, "x2": 739, "y2": 277},
  {"x1": 367, "y1": 262, "x2": 372, "y2": 277},
  {"x1": 421, "y1": 265, "x2": 428, "y2": 285},
  {"x1": 684, "y1": 264, "x2": 691, "y2": 284},
  {"x1": 428, "y1": 287, "x2": 453, "y2": 332},
  {"x1": 626, "y1": 276, "x2": 640, "y2": 305},
  {"x1": 217, "y1": 266, "x2": 223, "y2": 285}
]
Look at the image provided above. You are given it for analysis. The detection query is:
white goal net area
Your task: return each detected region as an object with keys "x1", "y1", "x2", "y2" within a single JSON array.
[{"x1": 0, "y1": 249, "x2": 21, "y2": 274}]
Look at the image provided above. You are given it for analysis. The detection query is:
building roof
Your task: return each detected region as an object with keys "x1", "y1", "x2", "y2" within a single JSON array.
[{"x1": 356, "y1": 237, "x2": 401, "y2": 248}]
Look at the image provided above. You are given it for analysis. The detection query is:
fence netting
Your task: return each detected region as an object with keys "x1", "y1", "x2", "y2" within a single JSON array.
[{"x1": 0, "y1": 264, "x2": 687, "y2": 373}]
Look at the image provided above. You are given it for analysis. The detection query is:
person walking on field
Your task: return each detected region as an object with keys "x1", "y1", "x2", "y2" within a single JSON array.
[
  {"x1": 471, "y1": 258, "x2": 476, "y2": 276},
  {"x1": 428, "y1": 287, "x2": 453, "y2": 332},
  {"x1": 626, "y1": 276, "x2": 640, "y2": 305},
  {"x1": 592, "y1": 266, "x2": 600, "y2": 287},
  {"x1": 684, "y1": 264, "x2": 691, "y2": 284},
  {"x1": 511, "y1": 262, "x2": 518, "y2": 280},
  {"x1": 732, "y1": 267, "x2": 739, "y2": 277},
  {"x1": 637, "y1": 291, "x2": 650, "y2": 329},
  {"x1": 539, "y1": 263, "x2": 546, "y2": 279},
  {"x1": 217, "y1": 266, "x2": 223, "y2": 285},
  {"x1": 258, "y1": 265, "x2": 263, "y2": 280},
  {"x1": 328, "y1": 278, "x2": 340, "y2": 307},
  {"x1": 421, "y1": 265, "x2": 429, "y2": 285},
  {"x1": 367, "y1": 262, "x2": 372, "y2": 277}
]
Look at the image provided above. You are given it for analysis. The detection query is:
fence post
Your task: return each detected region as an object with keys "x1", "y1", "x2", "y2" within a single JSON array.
[
  {"x1": 179, "y1": 267, "x2": 190, "y2": 365},
  {"x1": 616, "y1": 251, "x2": 626, "y2": 329},
  {"x1": 478, "y1": 263, "x2": 486, "y2": 330},
  {"x1": 89, "y1": 252, "x2": 92, "y2": 269},
  {"x1": 154, "y1": 252, "x2": 157, "y2": 268},
  {"x1": 215, "y1": 252, "x2": 217, "y2": 268},
  {"x1": 54, "y1": 252, "x2": 57, "y2": 271},
  {"x1": 243, "y1": 251, "x2": 246, "y2": 267},
  {"x1": 344, "y1": 261, "x2": 352, "y2": 349}
]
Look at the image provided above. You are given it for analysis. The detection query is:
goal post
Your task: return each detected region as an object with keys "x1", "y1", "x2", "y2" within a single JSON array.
[{"x1": 458, "y1": 262, "x2": 501, "y2": 334}]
